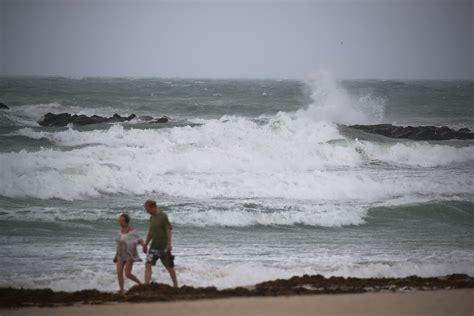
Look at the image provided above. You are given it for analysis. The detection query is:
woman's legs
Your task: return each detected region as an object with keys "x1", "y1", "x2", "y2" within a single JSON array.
[
  {"x1": 116, "y1": 258, "x2": 125, "y2": 292},
  {"x1": 125, "y1": 260, "x2": 142, "y2": 285}
]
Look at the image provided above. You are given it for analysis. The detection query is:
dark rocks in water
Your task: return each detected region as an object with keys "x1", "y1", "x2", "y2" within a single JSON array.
[
  {"x1": 107, "y1": 113, "x2": 137, "y2": 123},
  {"x1": 38, "y1": 113, "x2": 166, "y2": 127},
  {"x1": 138, "y1": 115, "x2": 169, "y2": 123},
  {"x1": 38, "y1": 112, "x2": 72, "y2": 127},
  {"x1": 38, "y1": 113, "x2": 139, "y2": 127},
  {"x1": 0, "y1": 102, "x2": 9, "y2": 109},
  {"x1": 348, "y1": 124, "x2": 474, "y2": 141},
  {"x1": 70, "y1": 114, "x2": 106, "y2": 126},
  {"x1": 153, "y1": 116, "x2": 169, "y2": 123}
]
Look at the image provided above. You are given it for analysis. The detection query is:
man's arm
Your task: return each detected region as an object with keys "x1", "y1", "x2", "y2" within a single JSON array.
[
  {"x1": 145, "y1": 226, "x2": 152, "y2": 246},
  {"x1": 142, "y1": 226, "x2": 151, "y2": 253},
  {"x1": 166, "y1": 228, "x2": 172, "y2": 252}
]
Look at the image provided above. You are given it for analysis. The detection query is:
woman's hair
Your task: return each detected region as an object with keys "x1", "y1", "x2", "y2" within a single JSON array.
[{"x1": 120, "y1": 213, "x2": 130, "y2": 224}]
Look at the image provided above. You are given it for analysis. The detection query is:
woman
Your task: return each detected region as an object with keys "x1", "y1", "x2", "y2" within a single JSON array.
[{"x1": 114, "y1": 213, "x2": 146, "y2": 293}]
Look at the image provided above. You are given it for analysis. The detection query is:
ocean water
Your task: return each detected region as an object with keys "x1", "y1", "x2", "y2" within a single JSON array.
[{"x1": 0, "y1": 76, "x2": 473, "y2": 292}]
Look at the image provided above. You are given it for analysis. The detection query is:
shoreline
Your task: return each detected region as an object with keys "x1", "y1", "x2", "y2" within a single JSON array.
[
  {"x1": 1, "y1": 273, "x2": 473, "y2": 309},
  {"x1": 2, "y1": 289, "x2": 473, "y2": 316}
]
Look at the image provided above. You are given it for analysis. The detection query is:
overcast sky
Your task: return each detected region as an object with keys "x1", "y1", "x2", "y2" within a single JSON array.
[{"x1": 0, "y1": 0, "x2": 473, "y2": 79}]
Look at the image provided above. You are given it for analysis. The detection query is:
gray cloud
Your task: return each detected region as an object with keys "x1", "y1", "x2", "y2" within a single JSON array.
[
  {"x1": 0, "y1": 0, "x2": 4, "y2": 74},
  {"x1": 1, "y1": 0, "x2": 473, "y2": 79}
]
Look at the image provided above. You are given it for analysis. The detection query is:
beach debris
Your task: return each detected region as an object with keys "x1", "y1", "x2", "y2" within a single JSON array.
[{"x1": 1, "y1": 273, "x2": 473, "y2": 308}]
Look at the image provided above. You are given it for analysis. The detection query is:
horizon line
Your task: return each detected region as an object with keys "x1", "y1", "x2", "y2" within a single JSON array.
[{"x1": 1, "y1": 74, "x2": 473, "y2": 81}]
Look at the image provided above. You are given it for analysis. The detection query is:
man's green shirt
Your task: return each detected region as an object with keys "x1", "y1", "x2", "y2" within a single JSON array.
[{"x1": 149, "y1": 211, "x2": 172, "y2": 250}]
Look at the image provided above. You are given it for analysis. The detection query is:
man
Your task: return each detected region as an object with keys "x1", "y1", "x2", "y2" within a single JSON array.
[{"x1": 143, "y1": 199, "x2": 178, "y2": 288}]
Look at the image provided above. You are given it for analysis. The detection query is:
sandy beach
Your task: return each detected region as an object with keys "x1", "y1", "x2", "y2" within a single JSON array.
[{"x1": 2, "y1": 289, "x2": 473, "y2": 316}]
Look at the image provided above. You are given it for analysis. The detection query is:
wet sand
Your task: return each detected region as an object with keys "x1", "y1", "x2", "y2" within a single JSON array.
[{"x1": 2, "y1": 289, "x2": 473, "y2": 316}]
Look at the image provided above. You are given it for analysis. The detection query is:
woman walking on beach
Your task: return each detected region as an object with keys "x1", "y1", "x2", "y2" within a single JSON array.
[{"x1": 114, "y1": 213, "x2": 146, "y2": 293}]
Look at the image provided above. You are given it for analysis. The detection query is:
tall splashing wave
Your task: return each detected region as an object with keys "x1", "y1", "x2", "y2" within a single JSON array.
[{"x1": 300, "y1": 73, "x2": 385, "y2": 124}]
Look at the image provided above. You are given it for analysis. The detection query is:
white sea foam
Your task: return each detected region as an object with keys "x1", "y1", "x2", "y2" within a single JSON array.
[
  {"x1": 1, "y1": 247, "x2": 473, "y2": 292},
  {"x1": 1, "y1": 76, "x2": 473, "y2": 228},
  {"x1": 3, "y1": 113, "x2": 473, "y2": 204},
  {"x1": 170, "y1": 203, "x2": 368, "y2": 227},
  {"x1": 355, "y1": 140, "x2": 474, "y2": 167},
  {"x1": 0, "y1": 191, "x2": 471, "y2": 228}
]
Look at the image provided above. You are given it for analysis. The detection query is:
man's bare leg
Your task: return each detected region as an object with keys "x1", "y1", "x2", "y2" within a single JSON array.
[
  {"x1": 145, "y1": 262, "x2": 153, "y2": 284},
  {"x1": 166, "y1": 266, "x2": 178, "y2": 288}
]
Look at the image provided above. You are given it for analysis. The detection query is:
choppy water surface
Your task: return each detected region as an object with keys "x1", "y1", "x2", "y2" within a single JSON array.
[{"x1": 0, "y1": 76, "x2": 473, "y2": 291}]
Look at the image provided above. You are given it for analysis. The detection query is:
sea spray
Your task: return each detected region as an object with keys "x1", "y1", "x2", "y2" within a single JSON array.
[{"x1": 301, "y1": 73, "x2": 385, "y2": 124}]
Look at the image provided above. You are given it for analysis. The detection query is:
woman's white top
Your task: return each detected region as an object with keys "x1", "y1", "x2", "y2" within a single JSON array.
[{"x1": 115, "y1": 228, "x2": 142, "y2": 262}]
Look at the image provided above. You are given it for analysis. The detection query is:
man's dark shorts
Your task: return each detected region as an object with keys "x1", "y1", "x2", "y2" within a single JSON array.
[{"x1": 146, "y1": 249, "x2": 175, "y2": 268}]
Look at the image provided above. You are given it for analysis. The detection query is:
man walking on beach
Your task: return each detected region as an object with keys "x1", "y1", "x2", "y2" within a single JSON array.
[{"x1": 143, "y1": 199, "x2": 178, "y2": 288}]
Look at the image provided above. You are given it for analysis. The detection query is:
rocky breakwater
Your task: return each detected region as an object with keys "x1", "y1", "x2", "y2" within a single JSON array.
[
  {"x1": 348, "y1": 124, "x2": 474, "y2": 141},
  {"x1": 38, "y1": 112, "x2": 169, "y2": 127}
]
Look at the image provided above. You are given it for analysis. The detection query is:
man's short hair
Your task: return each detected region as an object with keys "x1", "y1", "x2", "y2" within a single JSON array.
[{"x1": 145, "y1": 199, "x2": 157, "y2": 208}]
